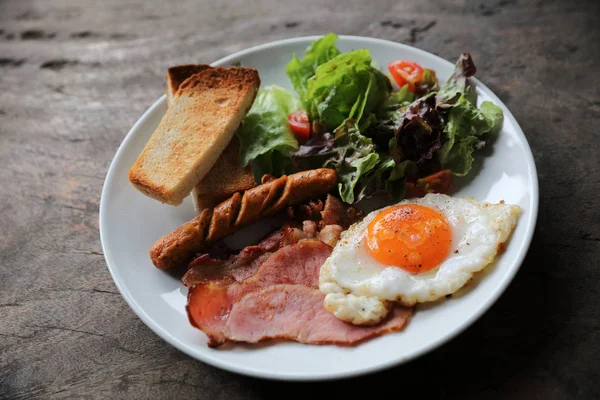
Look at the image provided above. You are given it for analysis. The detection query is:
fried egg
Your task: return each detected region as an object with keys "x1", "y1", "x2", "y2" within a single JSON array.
[{"x1": 318, "y1": 193, "x2": 521, "y2": 325}]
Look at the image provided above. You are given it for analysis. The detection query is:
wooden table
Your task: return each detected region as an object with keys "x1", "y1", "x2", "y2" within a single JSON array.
[{"x1": 1, "y1": 0, "x2": 599, "y2": 398}]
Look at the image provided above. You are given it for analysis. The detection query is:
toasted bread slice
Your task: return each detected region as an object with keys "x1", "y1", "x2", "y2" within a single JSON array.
[
  {"x1": 128, "y1": 67, "x2": 260, "y2": 205},
  {"x1": 165, "y1": 64, "x2": 258, "y2": 211},
  {"x1": 191, "y1": 137, "x2": 257, "y2": 210},
  {"x1": 165, "y1": 64, "x2": 210, "y2": 107}
]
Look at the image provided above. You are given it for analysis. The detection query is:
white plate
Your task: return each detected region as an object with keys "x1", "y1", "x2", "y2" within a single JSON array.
[{"x1": 99, "y1": 35, "x2": 538, "y2": 381}]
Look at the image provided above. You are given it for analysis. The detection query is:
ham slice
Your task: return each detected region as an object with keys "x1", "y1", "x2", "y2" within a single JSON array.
[
  {"x1": 225, "y1": 285, "x2": 412, "y2": 345},
  {"x1": 186, "y1": 240, "x2": 331, "y2": 346},
  {"x1": 186, "y1": 239, "x2": 412, "y2": 347},
  {"x1": 183, "y1": 245, "x2": 270, "y2": 287},
  {"x1": 182, "y1": 225, "x2": 303, "y2": 287}
]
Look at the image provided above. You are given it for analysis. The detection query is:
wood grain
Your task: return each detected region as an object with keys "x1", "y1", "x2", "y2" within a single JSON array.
[{"x1": 1, "y1": 0, "x2": 599, "y2": 398}]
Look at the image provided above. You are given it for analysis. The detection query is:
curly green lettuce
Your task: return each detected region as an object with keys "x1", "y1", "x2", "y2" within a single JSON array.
[
  {"x1": 438, "y1": 97, "x2": 503, "y2": 175},
  {"x1": 366, "y1": 84, "x2": 415, "y2": 148},
  {"x1": 304, "y1": 49, "x2": 391, "y2": 131},
  {"x1": 354, "y1": 155, "x2": 417, "y2": 201},
  {"x1": 284, "y1": 38, "x2": 505, "y2": 204},
  {"x1": 433, "y1": 53, "x2": 503, "y2": 176},
  {"x1": 292, "y1": 120, "x2": 380, "y2": 203},
  {"x1": 286, "y1": 33, "x2": 340, "y2": 107},
  {"x1": 437, "y1": 52, "x2": 477, "y2": 107}
]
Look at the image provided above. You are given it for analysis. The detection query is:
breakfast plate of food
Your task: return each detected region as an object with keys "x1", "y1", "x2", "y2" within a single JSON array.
[{"x1": 99, "y1": 34, "x2": 538, "y2": 380}]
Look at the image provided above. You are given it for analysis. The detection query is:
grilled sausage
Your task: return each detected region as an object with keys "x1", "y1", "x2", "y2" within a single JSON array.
[{"x1": 149, "y1": 168, "x2": 337, "y2": 270}]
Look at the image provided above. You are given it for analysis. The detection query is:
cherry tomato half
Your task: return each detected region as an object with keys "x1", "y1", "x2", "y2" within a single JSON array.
[
  {"x1": 406, "y1": 169, "x2": 452, "y2": 198},
  {"x1": 388, "y1": 60, "x2": 425, "y2": 92},
  {"x1": 288, "y1": 110, "x2": 311, "y2": 142}
]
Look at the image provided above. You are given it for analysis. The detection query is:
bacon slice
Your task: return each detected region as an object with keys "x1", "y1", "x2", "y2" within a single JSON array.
[
  {"x1": 320, "y1": 194, "x2": 364, "y2": 229},
  {"x1": 186, "y1": 240, "x2": 412, "y2": 347},
  {"x1": 186, "y1": 240, "x2": 331, "y2": 346},
  {"x1": 182, "y1": 246, "x2": 270, "y2": 288},
  {"x1": 182, "y1": 225, "x2": 310, "y2": 287},
  {"x1": 224, "y1": 285, "x2": 412, "y2": 345}
]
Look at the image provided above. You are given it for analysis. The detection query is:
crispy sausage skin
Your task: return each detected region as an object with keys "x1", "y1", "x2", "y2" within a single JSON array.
[{"x1": 149, "y1": 168, "x2": 337, "y2": 270}]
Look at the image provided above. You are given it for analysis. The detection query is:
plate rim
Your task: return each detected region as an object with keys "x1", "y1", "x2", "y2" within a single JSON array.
[{"x1": 99, "y1": 34, "x2": 539, "y2": 381}]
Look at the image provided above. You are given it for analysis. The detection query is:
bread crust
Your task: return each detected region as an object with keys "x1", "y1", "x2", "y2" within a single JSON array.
[
  {"x1": 191, "y1": 136, "x2": 256, "y2": 210},
  {"x1": 166, "y1": 64, "x2": 210, "y2": 107},
  {"x1": 128, "y1": 66, "x2": 260, "y2": 205}
]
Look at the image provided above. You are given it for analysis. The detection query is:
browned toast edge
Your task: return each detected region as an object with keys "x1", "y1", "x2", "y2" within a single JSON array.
[
  {"x1": 166, "y1": 64, "x2": 211, "y2": 107},
  {"x1": 128, "y1": 66, "x2": 260, "y2": 205}
]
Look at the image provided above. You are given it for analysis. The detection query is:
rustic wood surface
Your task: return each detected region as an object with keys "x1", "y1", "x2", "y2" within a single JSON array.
[{"x1": 1, "y1": 0, "x2": 599, "y2": 398}]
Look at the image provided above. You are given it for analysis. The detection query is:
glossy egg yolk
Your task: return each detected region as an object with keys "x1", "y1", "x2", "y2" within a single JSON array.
[{"x1": 366, "y1": 204, "x2": 451, "y2": 274}]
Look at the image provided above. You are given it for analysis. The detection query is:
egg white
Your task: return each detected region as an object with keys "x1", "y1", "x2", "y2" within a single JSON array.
[{"x1": 318, "y1": 193, "x2": 522, "y2": 325}]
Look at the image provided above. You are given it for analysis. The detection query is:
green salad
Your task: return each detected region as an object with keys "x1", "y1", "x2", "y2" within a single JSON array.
[{"x1": 235, "y1": 33, "x2": 503, "y2": 204}]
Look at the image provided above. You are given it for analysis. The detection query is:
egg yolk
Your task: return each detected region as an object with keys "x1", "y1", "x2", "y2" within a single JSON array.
[{"x1": 366, "y1": 204, "x2": 451, "y2": 274}]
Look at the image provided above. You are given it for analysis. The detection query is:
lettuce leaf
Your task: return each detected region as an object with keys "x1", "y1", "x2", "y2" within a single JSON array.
[
  {"x1": 285, "y1": 45, "x2": 504, "y2": 203},
  {"x1": 338, "y1": 152, "x2": 380, "y2": 204},
  {"x1": 479, "y1": 101, "x2": 504, "y2": 135},
  {"x1": 286, "y1": 33, "x2": 340, "y2": 106},
  {"x1": 380, "y1": 84, "x2": 415, "y2": 114},
  {"x1": 392, "y1": 94, "x2": 443, "y2": 165},
  {"x1": 236, "y1": 85, "x2": 302, "y2": 180},
  {"x1": 290, "y1": 131, "x2": 336, "y2": 172},
  {"x1": 414, "y1": 68, "x2": 439, "y2": 97},
  {"x1": 366, "y1": 85, "x2": 414, "y2": 147},
  {"x1": 354, "y1": 155, "x2": 417, "y2": 201},
  {"x1": 330, "y1": 121, "x2": 380, "y2": 203},
  {"x1": 304, "y1": 49, "x2": 391, "y2": 131},
  {"x1": 291, "y1": 123, "x2": 418, "y2": 204},
  {"x1": 249, "y1": 150, "x2": 293, "y2": 183},
  {"x1": 438, "y1": 96, "x2": 503, "y2": 176},
  {"x1": 437, "y1": 53, "x2": 477, "y2": 107},
  {"x1": 291, "y1": 120, "x2": 380, "y2": 203}
]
